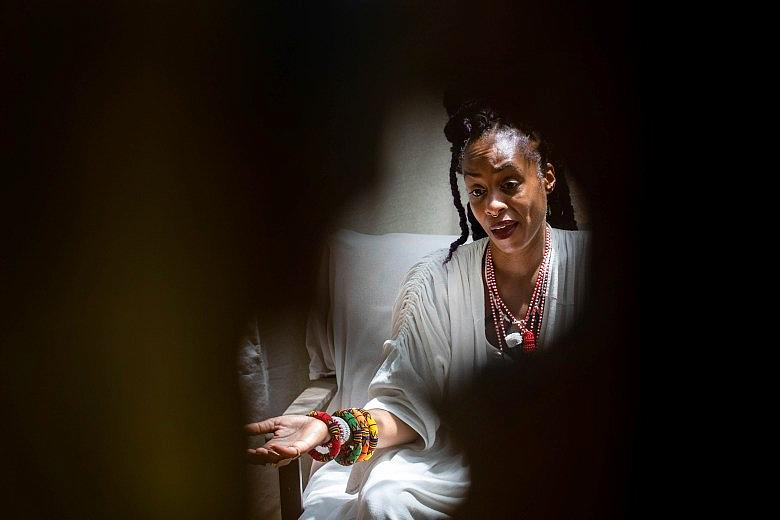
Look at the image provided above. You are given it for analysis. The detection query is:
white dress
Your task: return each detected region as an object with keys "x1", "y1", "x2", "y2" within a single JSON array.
[{"x1": 301, "y1": 228, "x2": 590, "y2": 520}]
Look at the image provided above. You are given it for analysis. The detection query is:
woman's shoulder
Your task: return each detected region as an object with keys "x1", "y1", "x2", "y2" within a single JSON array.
[
  {"x1": 446, "y1": 237, "x2": 490, "y2": 270},
  {"x1": 412, "y1": 237, "x2": 489, "y2": 279},
  {"x1": 549, "y1": 227, "x2": 591, "y2": 304},
  {"x1": 389, "y1": 245, "x2": 454, "y2": 336},
  {"x1": 395, "y1": 237, "x2": 485, "y2": 299},
  {"x1": 402, "y1": 246, "x2": 450, "y2": 287},
  {"x1": 550, "y1": 226, "x2": 591, "y2": 254},
  {"x1": 455, "y1": 237, "x2": 491, "y2": 255},
  {"x1": 551, "y1": 226, "x2": 590, "y2": 238}
]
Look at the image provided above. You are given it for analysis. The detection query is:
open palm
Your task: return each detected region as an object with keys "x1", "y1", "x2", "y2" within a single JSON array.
[{"x1": 245, "y1": 415, "x2": 328, "y2": 466}]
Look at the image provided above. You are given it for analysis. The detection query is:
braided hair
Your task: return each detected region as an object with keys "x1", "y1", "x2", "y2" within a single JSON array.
[{"x1": 442, "y1": 99, "x2": 576, "y2": 263}]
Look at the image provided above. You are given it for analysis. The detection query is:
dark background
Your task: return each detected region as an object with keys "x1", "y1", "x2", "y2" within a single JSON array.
[{"x1": 2, "y1": 1, "x2": 642, "y2": 518}]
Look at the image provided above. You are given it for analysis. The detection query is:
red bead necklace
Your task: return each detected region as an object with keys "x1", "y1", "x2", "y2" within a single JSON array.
[{"x1": 484, "y1": 224, "x2": 551, "y2": 354}]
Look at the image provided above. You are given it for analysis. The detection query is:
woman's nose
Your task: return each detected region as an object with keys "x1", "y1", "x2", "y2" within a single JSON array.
[{"x1": 485, "y1": 196, "x2": 507, "y2": 218}]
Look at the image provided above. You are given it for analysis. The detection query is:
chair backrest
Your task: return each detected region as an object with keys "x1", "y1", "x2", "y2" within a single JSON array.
[{"x1": 306, "y1": 229, "x2": 461, "y2": 412}]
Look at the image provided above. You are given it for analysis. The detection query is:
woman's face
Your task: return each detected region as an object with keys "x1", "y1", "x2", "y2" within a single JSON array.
[{"x1": 462, "y1": 128, "x2": 556, "y2": 256}]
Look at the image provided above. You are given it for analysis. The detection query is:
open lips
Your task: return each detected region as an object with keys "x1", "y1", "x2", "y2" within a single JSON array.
[{"x1": 490, "y1": 220, "x2": 518, "y2": 239}]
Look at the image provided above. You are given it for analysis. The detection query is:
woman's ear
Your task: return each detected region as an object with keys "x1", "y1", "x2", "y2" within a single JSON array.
[{"x1": 544, "y1": 162, "x2": 556, "y2": 193}]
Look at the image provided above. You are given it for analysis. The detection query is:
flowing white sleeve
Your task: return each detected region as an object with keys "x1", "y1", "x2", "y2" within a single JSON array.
[{"x1": 363, "y1": 250, "x2": 451, "y2": 450}]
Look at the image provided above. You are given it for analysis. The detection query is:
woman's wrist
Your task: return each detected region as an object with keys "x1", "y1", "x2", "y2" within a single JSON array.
[
  {"x1": 305, "y1": 408, "x2": 378, "y2": 464},
  {"x1": 306, "y1": 411, "x2": 342, "y2": 461},
  {"x1": 318, "y1": 420, "x2": 332, "y2": 444}
]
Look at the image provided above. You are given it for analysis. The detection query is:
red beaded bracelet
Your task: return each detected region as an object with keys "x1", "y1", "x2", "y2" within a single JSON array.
[{"x1": 306, "y1": 410, "x2": 343, "y2": 462}]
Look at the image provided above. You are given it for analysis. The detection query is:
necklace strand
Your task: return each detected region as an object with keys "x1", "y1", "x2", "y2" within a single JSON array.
[{"x1": 485, "y1": 225, "x2": 551, "y2": 354}]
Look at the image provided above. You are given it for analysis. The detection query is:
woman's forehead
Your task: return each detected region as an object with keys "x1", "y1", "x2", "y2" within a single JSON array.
[
  {"x1": 466, "y1": 128, "x2": 525, "y2": 158},
  {"x1": 464, "y1": 130, "x2": 533, "y2": 171}
]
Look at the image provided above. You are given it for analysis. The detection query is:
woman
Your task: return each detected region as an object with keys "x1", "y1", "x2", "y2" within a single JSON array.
[{"x1": 245, "y1": 99, "x2": 589, "y2": 519}]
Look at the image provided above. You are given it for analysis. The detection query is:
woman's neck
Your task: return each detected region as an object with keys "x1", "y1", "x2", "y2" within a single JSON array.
[{"x1": 490, "y1": 228, "x2": 547, "y2": 285}]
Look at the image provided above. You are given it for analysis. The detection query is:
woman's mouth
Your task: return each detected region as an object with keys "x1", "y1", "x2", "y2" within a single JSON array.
[{"x1": 490, "y1": 221, "x2": 518, "y2": 240}]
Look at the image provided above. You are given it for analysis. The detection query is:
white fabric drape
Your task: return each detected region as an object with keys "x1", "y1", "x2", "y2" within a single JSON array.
[{"x1": 302, "y1": 228, "x2": 589, "y2": 520}]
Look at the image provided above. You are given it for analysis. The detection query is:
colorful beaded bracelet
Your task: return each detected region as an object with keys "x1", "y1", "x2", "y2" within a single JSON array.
[
  {"x1": 362, "y1": 410, "x2": 379, "y2": 461},
  {"x1": 306, "y1": 410, "x2": 343, "y2": 462},
  {"x1": 349, "y1": 408, "x2": 368, "y2": 461},
  {"x1": 333, "y1": 409, "x2": 364, "y2": 466},
  {"x1": 346, "y1": 408, "x2": 378, "y2": 463},
  {"x1": 306, "y1": 408, "x2": 380, "y2": 466},
  {"x1": 331, "y1": 415, "x2": 351, "y2": 445}
]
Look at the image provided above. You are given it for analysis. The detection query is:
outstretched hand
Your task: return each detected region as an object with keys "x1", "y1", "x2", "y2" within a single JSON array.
[{"x1": 245, "y1": 415, "x2": 329, "y2": 466}]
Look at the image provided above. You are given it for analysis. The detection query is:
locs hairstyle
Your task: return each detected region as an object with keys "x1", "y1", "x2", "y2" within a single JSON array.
[{"x1": 442, "y1": 99, "x2": 576, "y2": 263}]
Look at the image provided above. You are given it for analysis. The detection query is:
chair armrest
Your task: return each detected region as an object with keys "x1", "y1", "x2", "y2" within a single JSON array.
[
  {"x1": 282, "y1": 377, "x2": 338, "y2": 416},
  {"x1": 278, "y1": 377, "x2": 337, "y2": 520}
]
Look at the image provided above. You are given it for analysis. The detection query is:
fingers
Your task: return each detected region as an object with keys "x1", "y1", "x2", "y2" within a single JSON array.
[
  {"x1": 245, "y1": 446, "x2": 281, "y2": 465},
  {"x1": 244, "y1": 419, "x2": 276, "y2": 436},
  {"x1": 245, "y1": 444, "x2": 303, "y2": 466},
  {"x1": 266, "y1": 443, "x2": 302, "y2": 459},
  {"x1": 274, "y1": 445, "x2": 302, "y2": 468}
]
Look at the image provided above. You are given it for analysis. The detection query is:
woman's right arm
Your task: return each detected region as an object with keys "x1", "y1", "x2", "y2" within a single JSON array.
[
  {"x1": 245, "y1": 409, "x2": 419, "y2": 465},
  {"x1": 368, "y1": 409, "x2": 419, "y2": 449}
]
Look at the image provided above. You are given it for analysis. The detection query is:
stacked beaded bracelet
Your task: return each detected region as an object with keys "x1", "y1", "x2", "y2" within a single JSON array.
[
  {"x1": 349, "y1": 408, "x2": 377, "y2": 462},
  {"x1": 336, "y1": 408, "x2": 378, "y2": 465},
  {"x1": 363, "y1": 411, "x2": 379, "y2": 461},
  {"x1": 306, "y1": 411, "x2": 345, "y2": 462},
  {"x1": 307, "y1": 408, "x2": 379, "y2": 466},
  {"x1": 348, "y1": 408, "x2": 369, "y2": 462},
  {"x1": 334, "y1": 409, "x2": 363, "y2": 466}
]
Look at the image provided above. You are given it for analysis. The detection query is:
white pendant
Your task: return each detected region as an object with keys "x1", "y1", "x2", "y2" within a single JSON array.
[{"x1": 505, "y1": 332, "x2": 523, "y2": 349}]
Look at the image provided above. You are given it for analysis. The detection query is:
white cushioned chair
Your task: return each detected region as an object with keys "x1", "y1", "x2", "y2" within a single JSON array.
[{"x1": 277, "y1": 229, "x2": 461, "y2": 520}]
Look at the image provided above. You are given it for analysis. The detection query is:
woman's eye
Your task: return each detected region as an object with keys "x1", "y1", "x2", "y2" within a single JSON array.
[
  {"x1": 468, "y1": 188, "x2": 485, "y2": 198},
  {"x1": 502, "y1": 181, "x2": 519, "y2": 192}
]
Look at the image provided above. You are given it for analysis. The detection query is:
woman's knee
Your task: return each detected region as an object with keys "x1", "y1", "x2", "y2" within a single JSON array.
[{"x1": 358, "y1": 481, "x2": 417, "y2": 520}]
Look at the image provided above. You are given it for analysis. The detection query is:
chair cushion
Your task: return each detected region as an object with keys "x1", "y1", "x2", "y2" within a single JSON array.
[{"x1": 306, "y1": 229, "x2": 461, "y2": 412}]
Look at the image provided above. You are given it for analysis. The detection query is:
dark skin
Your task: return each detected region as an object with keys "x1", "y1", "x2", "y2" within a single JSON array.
[
  {"x1": 246, "y1": 127, "x2": 556, "y2": 464},
  {"x1": 461, "y1": 128, "x2": 555, "y2": 345},
  {"x1": 245, "y1": 409, "x2": 417, "y2": 466}
]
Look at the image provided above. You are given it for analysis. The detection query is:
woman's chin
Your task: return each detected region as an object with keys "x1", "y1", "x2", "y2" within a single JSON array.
[{"x1": 489, "y1": 238, "x2": 522, "y2": 256}]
